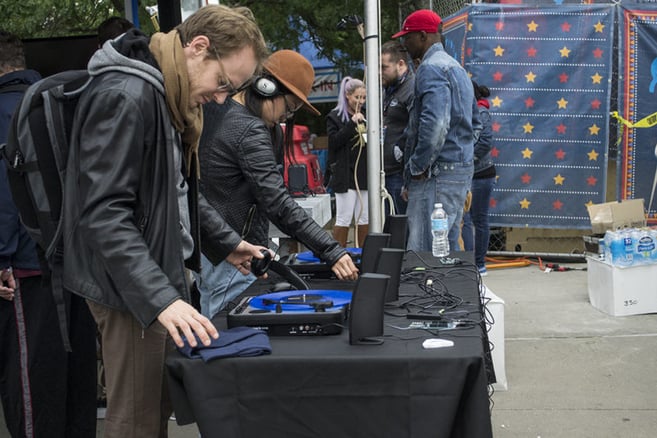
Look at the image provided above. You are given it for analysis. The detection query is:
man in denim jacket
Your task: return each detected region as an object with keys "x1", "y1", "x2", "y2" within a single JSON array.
[{"x1": 393, "y1": 9, "x2": 481, "y2": 252}]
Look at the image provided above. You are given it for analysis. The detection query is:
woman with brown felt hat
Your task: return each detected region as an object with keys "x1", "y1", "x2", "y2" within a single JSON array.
[{"x1": 196, "y1": 50, "x2": 359, "y2": 319}]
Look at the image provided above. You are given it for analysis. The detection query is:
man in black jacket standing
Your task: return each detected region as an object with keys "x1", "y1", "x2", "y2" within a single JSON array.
[
  {"x1": 62, "y1": 6, "x2": 269, "y2": 437},
  {"x1": 1, "y1": 30, "x2": 97, "y2": 438},
  {"x1": 381, "y1": 40, "x2": 414, "y2": 217}
]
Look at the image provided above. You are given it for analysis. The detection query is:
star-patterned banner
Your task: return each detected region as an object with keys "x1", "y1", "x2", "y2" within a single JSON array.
[
  {"x1": 443, "y1": 11, "x2": 469, "y2": 63},
  {"x1": 463, "y1": 4, "x2": 614, "y2": 228},
  {"x1": 617, "y1": 4, "x2": 657, "y2": 225}
]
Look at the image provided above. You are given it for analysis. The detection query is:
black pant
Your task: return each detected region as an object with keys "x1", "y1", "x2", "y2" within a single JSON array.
[{"x1": 0, "y1": 276, "x2": 97, "y2": 438}]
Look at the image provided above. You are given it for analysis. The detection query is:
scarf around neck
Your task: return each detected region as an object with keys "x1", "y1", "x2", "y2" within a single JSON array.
[{"x1": 149, "y1": 30, "x2": 202, "y2": 177}]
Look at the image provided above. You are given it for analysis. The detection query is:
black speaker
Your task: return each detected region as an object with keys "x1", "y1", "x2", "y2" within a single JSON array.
[
  {"x1": 252, "y1": 76, "x2": 280, "y2": 97},
  {"x1": 348, "y1": 273, "x2": 390, "y2": 345},
  {"x1": 287, "y1": 164, "x2": 308, "y2": 194},
  {"x1": 383, "y1": 214, "x2": 408, "y2": 250},
  {"x1": 359, "y1": 233, "x2": 390, "y2": 273},
  {"x1": 374, "y1": 248, "x2": 405, "y2": 303}
]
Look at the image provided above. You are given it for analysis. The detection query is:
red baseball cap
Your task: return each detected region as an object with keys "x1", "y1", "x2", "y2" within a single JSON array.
[{"x1": 392, "y1": 9, "x2": 442, "y2": 39}]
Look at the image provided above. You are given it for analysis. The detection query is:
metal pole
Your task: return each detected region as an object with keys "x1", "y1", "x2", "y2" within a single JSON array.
[
  {"x1": 487, "y1": 250, "x2": 587, "y2": 261},
  {"x1": 364, "y1": 0, "x2": 383, "y2": 232}
]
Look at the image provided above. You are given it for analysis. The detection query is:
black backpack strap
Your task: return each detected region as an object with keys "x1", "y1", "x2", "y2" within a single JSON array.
[
  {"x1": 50, "y1": 249, "x2": 72, "y2": 352},
  {"x1": 0, "y1": 83, "x2": 30, "y2": 94}
]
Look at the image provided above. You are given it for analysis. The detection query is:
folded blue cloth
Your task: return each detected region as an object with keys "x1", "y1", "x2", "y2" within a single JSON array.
[{"x1": 177, "y1": 326, "x2": 272, "y2": 362}]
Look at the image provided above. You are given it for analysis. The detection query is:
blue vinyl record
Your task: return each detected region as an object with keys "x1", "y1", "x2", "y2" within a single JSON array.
[
  {"x1": 250, "y1": 290, "x2": 352, "y2": 312},
  {"x1": 296, "y1": 247, "x2": 362, "y2": 263},
  {"x1": 347, "y1": 247, "x2": 362, "y2": 256},
  {"x1": 296, "y1": 251, "x2": 321, "y2": 263}
]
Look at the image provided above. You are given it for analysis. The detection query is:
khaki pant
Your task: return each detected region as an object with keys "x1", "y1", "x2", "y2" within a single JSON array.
[{"x1": 87, "y1": 300, "x2": 173, "y2": 438}]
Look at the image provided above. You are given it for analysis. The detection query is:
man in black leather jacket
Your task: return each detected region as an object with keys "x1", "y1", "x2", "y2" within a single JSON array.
[
  {"x1": 197, "y1": 50, "x2": 359, "y2": 318},
  {"x1": 62, "y1": 6, "x2": 269, "y2": 437},
  {"x1": 381, "y1": 40, "x2": 414, "y2": 217}
]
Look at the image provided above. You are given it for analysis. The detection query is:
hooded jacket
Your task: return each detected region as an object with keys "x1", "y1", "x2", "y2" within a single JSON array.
[
  {"x1": 199, "y1": 100, "x2": 346, "y2": 266},
  {"x1": 62, "y1": 30, "x2": 242, "y2": 327}
]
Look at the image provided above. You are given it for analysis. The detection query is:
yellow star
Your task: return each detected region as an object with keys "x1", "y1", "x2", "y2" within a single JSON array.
[
  {"x1": 521, "y1": 147, "x2": 533, "y2": 158},
  {"x1": 588, "y1": 124, "x2": 600, "y2": 135},
  {"x1": 591, "y1": 72, "x2": 603, "y2": 84},
  {"x1": 522, "y1": 123, "x2": 534, "y2": 134},
  {"x1": 491, "y1": 96, "x2": 503, "y2": 107},
  {"x1": 585, "y1": 200, "x2": 594, "y2": 208},
  {"x1": 553, "y1": 174, "x2": 565, "y2": 185},
  {"x1": 527, "y1": 20, "x2": 538, "y2": 32},
  {"x1": 525, "y1": 71, "x2": 537, "y2": 83},
  {"x1": 557, "y1": 97, "x2": 568, "y2": 109},
  {"x1": 519, "y1": 198, "x2": 531, "y2": 209},
  {"x1": 468, "y1": 22, "x2": 473, "y2": 32},
  {"x1": 494, "y1": 45, "x2": 505, "y2": 56},
  {"x1": 559, "y1": 46, "x2": 571, "y2": 57},
  {"x1": 588, "y1": 149, "x2": 599, "y2": 161},
  {"x1": 594, "y1": 21, "x2": 605, "y2": 33}
]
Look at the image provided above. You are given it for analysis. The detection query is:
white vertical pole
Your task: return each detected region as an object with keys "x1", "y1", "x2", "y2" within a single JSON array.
[{"x1": 364, "y1": 0, "x2": 383, "y2": 232}]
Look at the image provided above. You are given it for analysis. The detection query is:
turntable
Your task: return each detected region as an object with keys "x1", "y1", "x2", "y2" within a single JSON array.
[{"x1": 227, "y1": 290, "x2": 351, "y2": 336}]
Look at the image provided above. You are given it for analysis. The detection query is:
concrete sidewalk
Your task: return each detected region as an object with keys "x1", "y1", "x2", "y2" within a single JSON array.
[{"x1": 484, "y1": 263, "x2": 657, "y2": 438}]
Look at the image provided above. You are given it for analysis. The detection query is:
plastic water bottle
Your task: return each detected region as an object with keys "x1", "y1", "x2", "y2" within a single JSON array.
[{"x1": 431, "y1": 203, "x2": 450, "y2": 257}]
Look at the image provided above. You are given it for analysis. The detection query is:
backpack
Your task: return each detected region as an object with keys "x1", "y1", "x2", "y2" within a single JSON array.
[
  {"x1": 1, "y1": 70, "x2": 93, "y2": 352},
  {"x1": 0, "y1": 83, "x2": 30, "y2": 95}
]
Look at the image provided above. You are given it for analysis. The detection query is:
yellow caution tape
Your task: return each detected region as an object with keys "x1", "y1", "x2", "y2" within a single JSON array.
[{"x1": 611, "y1": 111, "x2": 657, "y2": 128}]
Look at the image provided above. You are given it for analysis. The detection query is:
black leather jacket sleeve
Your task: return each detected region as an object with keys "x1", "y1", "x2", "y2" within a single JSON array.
[{"x1": 198, "y1": 192, "x2": 242, "y2": 265}]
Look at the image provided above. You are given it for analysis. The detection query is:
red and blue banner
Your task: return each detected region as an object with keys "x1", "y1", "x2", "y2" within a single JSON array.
[
  {"x1": 617, "y1": 4, "x2": 657, "y2": 225},
  {"x1": 464, "y1": 4, "x2": 614, "y2": 228}
]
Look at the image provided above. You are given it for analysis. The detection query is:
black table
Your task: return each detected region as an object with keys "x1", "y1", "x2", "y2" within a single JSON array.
[{"x1": 166, "y1": 252, "x2": 494, "y2": 438}]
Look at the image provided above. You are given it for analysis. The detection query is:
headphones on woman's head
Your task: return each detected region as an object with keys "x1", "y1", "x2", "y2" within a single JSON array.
[{"x1": 252, "y1": 76, "x2": 281, "y2": 97}]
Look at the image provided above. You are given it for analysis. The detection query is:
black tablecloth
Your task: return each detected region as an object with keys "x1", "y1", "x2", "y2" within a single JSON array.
[{"x1": 166, "y1": 252, "x2": 493, "y2": 438}]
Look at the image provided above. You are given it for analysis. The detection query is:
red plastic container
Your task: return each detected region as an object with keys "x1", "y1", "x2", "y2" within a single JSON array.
[{"x1": 282, "y1": 124, "x2": 326, "y2": 195}]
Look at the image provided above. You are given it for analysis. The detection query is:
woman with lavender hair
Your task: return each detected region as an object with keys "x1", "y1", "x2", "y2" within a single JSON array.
[{"x1": 326, "y1": 76, "x2": 368, "y2": 247}]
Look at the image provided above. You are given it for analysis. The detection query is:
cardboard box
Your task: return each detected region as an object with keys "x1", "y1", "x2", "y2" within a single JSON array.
[
  {"x1": 586, "y1": 199, "x2": 646, "y2": 235},
  {"x1": 587, "y1": 256, "x2": 657, "y2": 316}
]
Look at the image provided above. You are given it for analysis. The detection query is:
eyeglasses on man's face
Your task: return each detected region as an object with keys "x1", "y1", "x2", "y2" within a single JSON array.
[{"x1": 211, "y1": 47, "x2": 238, "y2": 95}]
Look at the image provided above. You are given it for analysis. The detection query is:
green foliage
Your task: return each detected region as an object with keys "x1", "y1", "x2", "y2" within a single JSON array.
[
  {"x1": 235, "y1": 0, "x2": 407, "y2": 77},
  {"x1": 0, "y1": 0, "x2": 157, "y2": 39},
  {"x1": 1, "y1": 0, "x2": 444, "y2": 68}
]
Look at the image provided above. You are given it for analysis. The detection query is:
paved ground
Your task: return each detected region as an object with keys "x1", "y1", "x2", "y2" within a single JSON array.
[
  {"x1": 2, "y1": 259, "x2": 656, "y2": 437},
  {"x1": 484, "y1": 262, "x2": 657, "y2": 438}
]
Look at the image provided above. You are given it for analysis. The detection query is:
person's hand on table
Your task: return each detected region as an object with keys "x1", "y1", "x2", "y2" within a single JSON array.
[
  {"x1": 158, "y1": 299, "x2": 219, "y2": 348},
  {"x1": 331, "y1": 254, "x2": 359, "y2": 281}
]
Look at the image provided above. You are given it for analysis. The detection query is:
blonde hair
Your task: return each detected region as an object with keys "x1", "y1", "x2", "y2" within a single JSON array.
[{"x1": 176, "y1": 5, "x2": 269, "y2": 66}]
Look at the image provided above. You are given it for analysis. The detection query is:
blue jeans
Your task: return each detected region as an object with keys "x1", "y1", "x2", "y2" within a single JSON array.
[
  {"x1": 194, "y1": 255, "x2": 256, "y2": 319},
  {"x1": 406, "y1": 161, "x2": 473, "y2": 252},
  {"x1": 384, "y1": 172, "x2": 407, "y2": 216},
  {"x1": 461, "y1": 177, "x2": 495, "y2": 268}
]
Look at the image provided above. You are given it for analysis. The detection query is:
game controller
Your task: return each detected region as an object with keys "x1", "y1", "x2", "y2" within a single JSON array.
[{"x1": 251, "y1": 249, "x2": 273, "y2": 277}]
